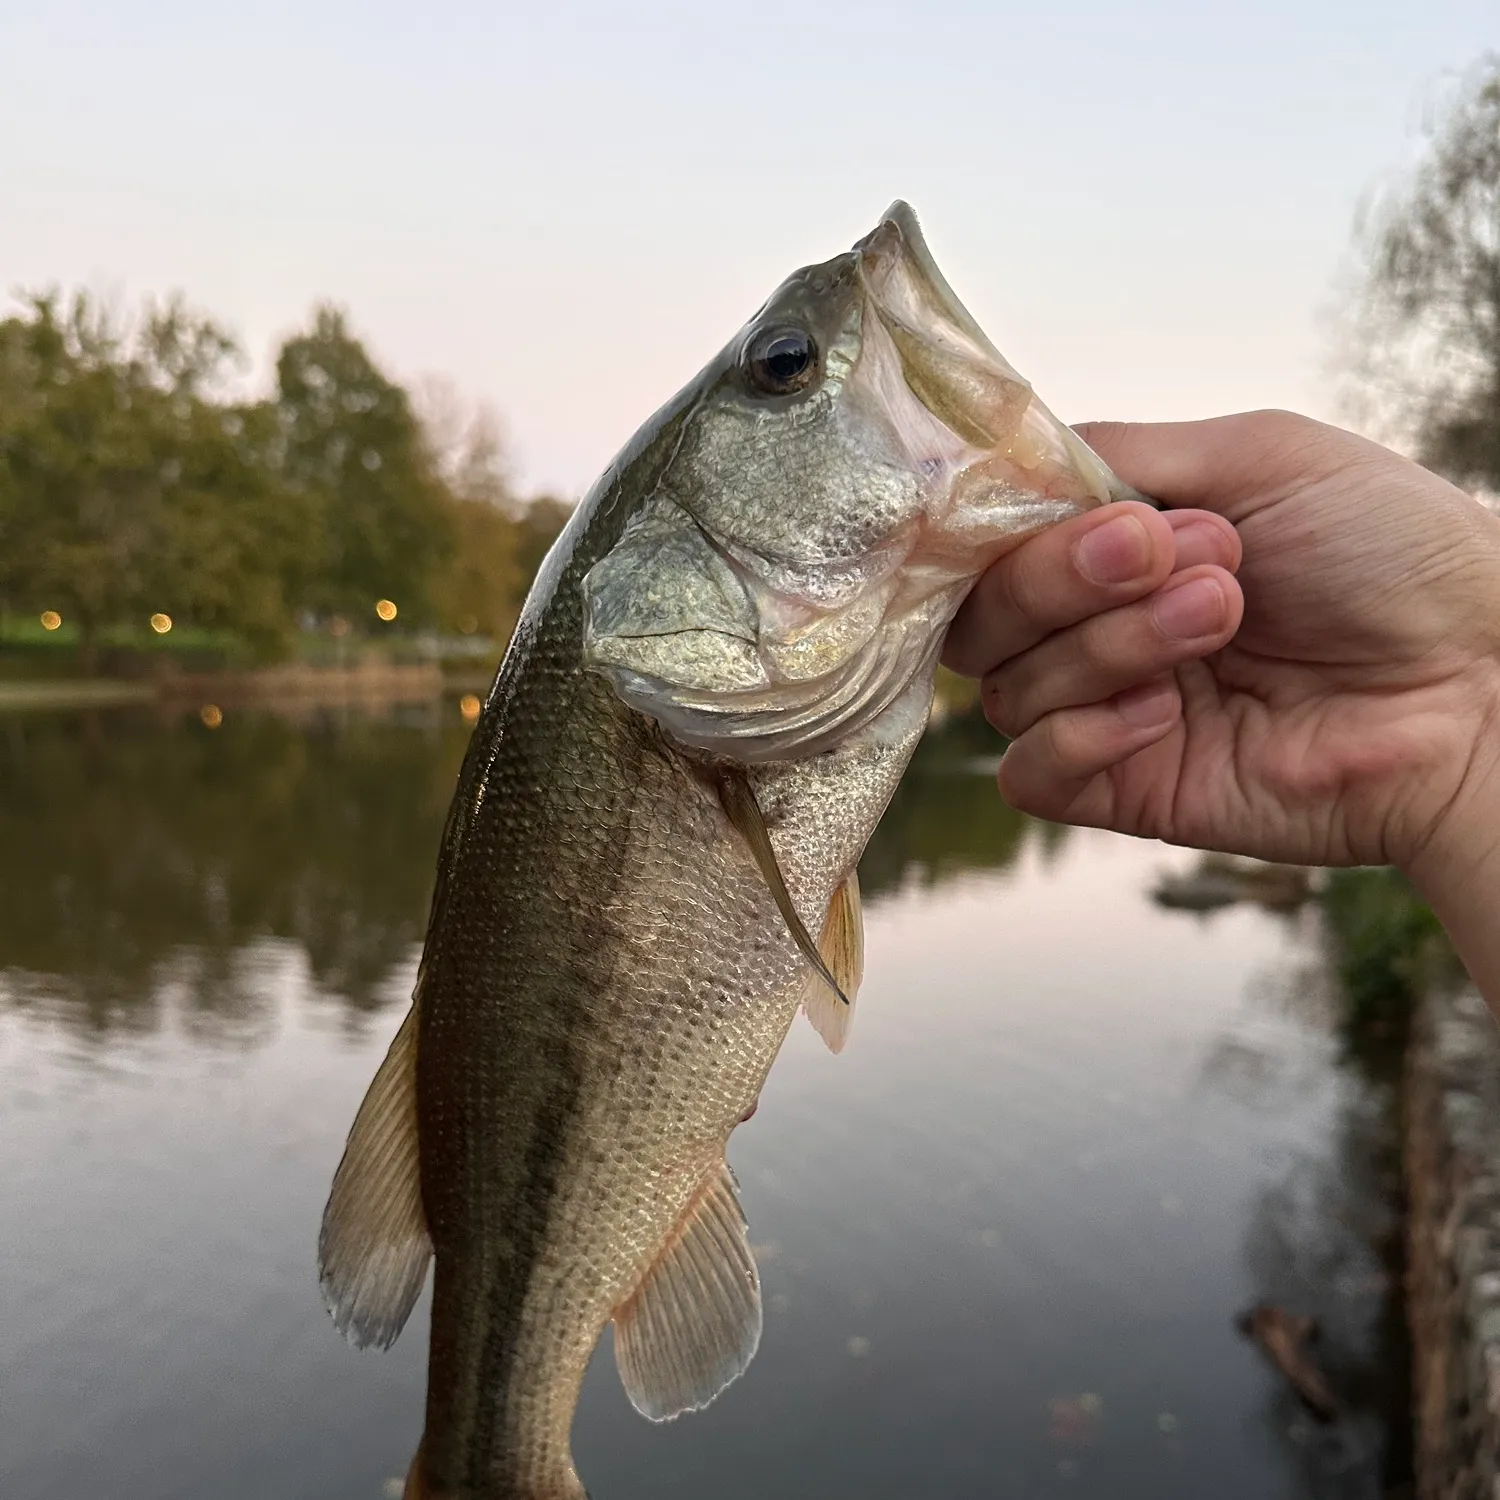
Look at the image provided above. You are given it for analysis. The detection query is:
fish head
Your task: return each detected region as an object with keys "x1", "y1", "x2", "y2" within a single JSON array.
[{"x1": 582, "y1": 201, "x2": 1131, "y2": 762}]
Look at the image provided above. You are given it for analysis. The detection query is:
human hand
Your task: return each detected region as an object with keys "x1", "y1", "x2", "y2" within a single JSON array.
[{"x1": 942, "y1": 411, "x2": 1500, "y2": 886}]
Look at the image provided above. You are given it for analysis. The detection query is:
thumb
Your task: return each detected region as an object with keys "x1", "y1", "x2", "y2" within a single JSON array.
[{"x1": 1073, "y1": 411, "x2": 1346, "y2": 522}]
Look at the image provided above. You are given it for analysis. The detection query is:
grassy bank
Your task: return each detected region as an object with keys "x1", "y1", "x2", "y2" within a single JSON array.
[
  {"x1": 0, "y1": 611, "x2": 506, "y2": 685},
  {"x1": 1321, "y1": 867, "x2": 1459, "y2": 1043}
]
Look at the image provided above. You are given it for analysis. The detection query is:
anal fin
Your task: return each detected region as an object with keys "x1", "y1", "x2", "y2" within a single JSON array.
[
  {"x1": 317, "y1": 1001, "x2": 432, "y2": 1350},
  {"x1": 612, "y1": 1160, "x2": 763, "y2": 1422},
  {"x1": 803, "y1": 872, "x2": 864, "y2": 1054}
]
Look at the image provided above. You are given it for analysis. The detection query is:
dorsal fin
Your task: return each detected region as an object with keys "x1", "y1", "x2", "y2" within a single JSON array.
[
  {"x1": 612, "y1": 1159, "x2": 763, "y2": 1421},
  {"x1": 317, "y1": 1001, "x2": 432, "y2": 1349},
  {"x1": 716, "y1": 767, "x2": 849, "y2": 1007},
  {"x1": 803, "y1": 872, "x2": 864, "y2": 1053}
]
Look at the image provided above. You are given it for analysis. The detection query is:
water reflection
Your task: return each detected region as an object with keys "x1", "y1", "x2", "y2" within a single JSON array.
[
  {"x1": 0, "y1": 707, "x2": 465, "y2": 1035},
  {"x1": 0, "y1": 704, "x2": 1409, "y2": 1500},
  {"x1": 0, "y1": 704, "x2": 1041, "y2": 1039},
  {"x1": 1166, "y1": 904, "x2": 1412, "y2": 1497},
  {"x1": 859, "y1": 711, "x2": 1065, "y2": 897}
]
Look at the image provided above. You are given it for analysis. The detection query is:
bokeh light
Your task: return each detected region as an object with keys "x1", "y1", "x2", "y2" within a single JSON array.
[
  {"x1": 199, "y1": 704, "x2": 223, "y2": 729},
  {"x1": 459, "y1": 693, "x2": 482, "y2": 724},
  {"x1": 375, "y1": 599, "x2": 398, "y2": 622},
  {"x1": 149, "y1": 613, "x2": 173, "y2": 634},
  {"x1": 39, "y1": 610, "x2": 61, "y2": 631}
]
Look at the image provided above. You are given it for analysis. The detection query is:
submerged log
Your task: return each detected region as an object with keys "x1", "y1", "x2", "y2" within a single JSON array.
[{"x1": 1236, "y1": 1302, "x2": 1342, "y2": 1422}]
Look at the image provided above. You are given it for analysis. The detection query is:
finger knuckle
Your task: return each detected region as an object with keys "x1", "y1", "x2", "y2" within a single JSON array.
[
  {"x1": 1238, "y1": 409, "x2": 1342, "y2": 475},
  {"x1": 1075, "y1": 613, "x2": 1128, "y2": 675},
  {"x1": 1039, "y1": 707, "x2": 1097, "y2": 776},
  {"x1": 989, "y1": 548, "x2": 1050, "y2": 631}
]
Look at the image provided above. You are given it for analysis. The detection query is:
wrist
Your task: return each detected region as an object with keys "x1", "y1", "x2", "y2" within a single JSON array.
[{"x1": 1402, "y1": 671, "x2": 1500, "y2": 1002}]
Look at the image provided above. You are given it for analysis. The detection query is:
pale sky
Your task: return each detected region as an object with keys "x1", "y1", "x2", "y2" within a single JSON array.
[{"x1": 3, "y1": 2, "x2": 1493, "y2": 497}]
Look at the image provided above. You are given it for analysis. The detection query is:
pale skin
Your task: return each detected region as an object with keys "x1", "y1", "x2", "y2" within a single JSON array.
[{"x1": 942, "y1": 410, "x2": 1500, "y2": 1010}]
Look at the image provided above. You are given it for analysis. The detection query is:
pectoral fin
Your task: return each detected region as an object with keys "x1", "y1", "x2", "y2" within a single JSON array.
[
  {"x1": 802, "y1": 872, "x2": 864, "y2": 1054},
  {"x1": 317, "y1": 1001, "x2": 432, "y2": 1349},
  {"x1": 612, "y1": 1159, "x2": 763, "y2": 1421},
  {"x1": 717, "y1": 768, "x2": 849, "y2": 1007}
]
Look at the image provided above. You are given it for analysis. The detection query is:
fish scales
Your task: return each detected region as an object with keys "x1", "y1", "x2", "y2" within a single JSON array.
[
  {"x1": 319, "y1": 202, "x2": 1140, "y2": 1499},
  {"x1": 413, "y1": 428, "x2": 915, "y2": 1497}
]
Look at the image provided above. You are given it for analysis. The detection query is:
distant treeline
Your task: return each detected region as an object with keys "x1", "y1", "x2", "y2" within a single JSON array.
[{"x1": 0, "y1": 291, "x2": 571, "y2": 663}]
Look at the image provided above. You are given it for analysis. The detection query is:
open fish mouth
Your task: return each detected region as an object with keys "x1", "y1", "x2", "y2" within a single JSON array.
[{"x1": 855, "y1": 201, "x2": 1118, "y2": 505}]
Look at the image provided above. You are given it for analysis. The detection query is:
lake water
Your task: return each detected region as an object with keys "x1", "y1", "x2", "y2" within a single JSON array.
[{"x1": 0, "y1": 704, "x2": 1407, "y2": 1499}]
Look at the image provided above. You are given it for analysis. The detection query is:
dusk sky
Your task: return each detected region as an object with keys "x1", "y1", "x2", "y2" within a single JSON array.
[{"x1": 4, "y1": 2, "x2": 1494, "y2": 497}]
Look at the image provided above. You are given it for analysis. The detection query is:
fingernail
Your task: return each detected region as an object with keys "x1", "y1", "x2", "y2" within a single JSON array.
[
  {"x1": 1116, "y1": 680, "x2": 1177, "y2": 727},
  {"x1": 1152, "y1": 576, "x2": 1226, "y2": 640},
  {"x1": 1075, "y1": 514, "x2": 1151, "y2": 585}
]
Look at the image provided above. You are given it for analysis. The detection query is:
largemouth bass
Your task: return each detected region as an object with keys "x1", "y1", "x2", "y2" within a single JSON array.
[{"x1": 318, "y1": 203, "x2": 1139, "y2": 1499}]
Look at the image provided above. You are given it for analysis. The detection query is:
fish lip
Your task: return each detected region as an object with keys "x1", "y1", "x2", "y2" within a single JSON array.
[
  {"x1": 853, "y1": 201, "x2": 1122, "y2": 506},
  {"x1": 853, "y1": 200, "x2": 1005, "y2": 364}
]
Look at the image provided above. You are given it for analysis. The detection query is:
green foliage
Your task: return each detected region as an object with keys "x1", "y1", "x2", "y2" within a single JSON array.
[
  {"x1": 0, "y1": 289, "x2": 573, "y2": 669},
  {"x1": 512, "y1": 495, "x2": 573, "y2": 590},
  {"x1": 415, "y1": 382, "x2": 571, "y2": 638},
  {"x1": 1320, "y1": 867, "x2": 1456, "y2": 1036},
  {"x1": 0, "y1": 292, "x2": 308, "y2": 661},
  {"x1": 439, "y1": 497, "x2": 527, "y2": 639},
  {"x1": 275, "y1": 305, "x2": 455, "y2": 625},
  {"x1": 1350, "y1": 55, "x2": 1500, "y2": 490}
]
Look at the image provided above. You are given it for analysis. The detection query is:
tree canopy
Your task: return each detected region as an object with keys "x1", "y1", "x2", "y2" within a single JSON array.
[
  {"x1": 0, "y1": 291, "x2": 569, "y2": 663},
  {"x1": 1350, "y1": 56, "x2": 1500, "y2": 492}
]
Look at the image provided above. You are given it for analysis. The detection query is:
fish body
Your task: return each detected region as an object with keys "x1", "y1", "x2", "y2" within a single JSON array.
[
  {"x1": 319, "y1": 204, "x2": 1136, "y2": 1499},
  {"x1": 409, "y1": 473, "x2": 926, "y2": 1499}
]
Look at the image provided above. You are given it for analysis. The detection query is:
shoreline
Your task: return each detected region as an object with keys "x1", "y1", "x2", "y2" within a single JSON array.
[{"x1": 0, "y1": 661, "x2": 496, "y2": 714}]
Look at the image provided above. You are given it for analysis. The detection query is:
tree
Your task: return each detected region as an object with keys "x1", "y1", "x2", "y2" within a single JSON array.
[
  {"x1": 0, "y1": 293, "x2": 159, "y2": 664},
  {"x1": 1350, "y1": 56, "x2": 1500, "y2": 492},
  {"x1": 411, "y1": 379, "x2": 572, "y2": 638},
  {"x1": 275, "y1": 306, "x2": 455, "y2": 625},
  {"x1": 0, "y1": 287, "x2": 566, "y2": 666},
  {"x1": 0, "y1": 292, "x2": 312, "y2": 664},
  {"x1": 513, "y1": 495, "x2": 572, "y2": 594}
]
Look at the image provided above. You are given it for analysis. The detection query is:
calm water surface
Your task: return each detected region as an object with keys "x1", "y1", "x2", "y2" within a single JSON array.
[{"x1": 0, "y1": 707, "x2": 1405, "y2": 1498}]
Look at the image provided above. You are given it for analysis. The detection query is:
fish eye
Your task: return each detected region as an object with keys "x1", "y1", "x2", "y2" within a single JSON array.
[{"x1": 744, "y1": 327, "x2": 818, "y2": 396}]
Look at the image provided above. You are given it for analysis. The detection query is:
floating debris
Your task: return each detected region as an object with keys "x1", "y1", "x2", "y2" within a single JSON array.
[
  {"x1": 1152, "y1": 853, "x2": 1312, "y2": 914},
  {"x1": 1236, "y1": 1303, "x2": 1341, "y2": 1421},
  {"x1": 1048, "y1": 1393, "x2": 1102, "y2": 1445}
]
